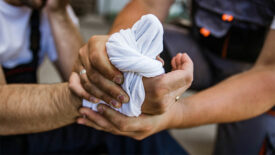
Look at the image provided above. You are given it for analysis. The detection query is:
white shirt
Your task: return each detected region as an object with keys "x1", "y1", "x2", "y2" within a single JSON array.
[{"x1": 0, "y1": 0, "x2": 78, "y2": 68}]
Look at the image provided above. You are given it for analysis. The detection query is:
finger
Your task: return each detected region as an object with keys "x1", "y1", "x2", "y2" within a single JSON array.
[
  {"x1": 78, "y1": 108, "x2": 115, "y2": 132},
  {"x1": 79, "y1": 45, "x2": 129, "y2": 103},
  {"x1": 86, "y1": 69, "x2": 129, "y2": 103},
  {"x1": 156, "y1": 55, "x2": 164, "y2": 66},
  {"x1": 88, "y1": 36, "x2": 124, "y2": 85},
  {"x1": 79, "y1": 72, "x2": 122, "y2": 108},
  {"x1": 69, "y1": 72, "x2": 92, "y2": 101},
  {"x1": 175, "y1": 53, "x2": 183, "y2": 68},
  {"x1": 171, "y1": 57, "x2": 177, "y2": 70},
  {"x1": 76, "y1": 64, "x2": 101, "y2": 103},
  {"x1": 77, "y1": 117, "x2": 104, "y2": 131},
  {"x1": 97, "y1": 104, "x2": 143, "y2": 132},
  {"x1": 180, "y1": 53, "x2": 194, "y2": 71},
  {"x1": 160, "y1": 68, "x2": 193, "y2": 91},
  {"x1": 79, "y1": 107, "x2": 134, "y2": 136}
]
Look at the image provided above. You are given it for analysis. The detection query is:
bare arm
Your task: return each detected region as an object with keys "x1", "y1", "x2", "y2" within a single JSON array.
[
  {"x1": 109, "y1": 0, "x2": 174, "y2": 34},
  {"x1": 47, "y1": 2, "x2": 84, "y2": 81},
  {"x1": 176, "y1": 30, "x2": 275, "y2": 128},
  {"x1": 73, "y1": 30, "x2": 275, "y2": 140},
  {"x1": 0, "y1": 66, "x2": 81, "y2": 135}
]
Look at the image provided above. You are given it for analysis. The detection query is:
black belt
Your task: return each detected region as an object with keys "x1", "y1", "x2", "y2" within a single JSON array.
[{"x1": 3, "y1": 62, "x2": 38, "y2": 83}]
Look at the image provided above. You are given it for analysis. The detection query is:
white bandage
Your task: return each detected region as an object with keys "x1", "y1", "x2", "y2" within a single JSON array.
[{"x1": 83, "y1": 14, "x2": 165, "y2": 117}]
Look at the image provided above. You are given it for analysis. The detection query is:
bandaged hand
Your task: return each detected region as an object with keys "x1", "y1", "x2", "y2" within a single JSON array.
[
  {"x1": 69, "y1": 15, "x2": 193, "y2": 116},
  {"x1": 69, "y1": 35, "x2": 129, "y2": 109},
  {"x1": 75, "y1": 52, "x2": 193, "y2": 140}
]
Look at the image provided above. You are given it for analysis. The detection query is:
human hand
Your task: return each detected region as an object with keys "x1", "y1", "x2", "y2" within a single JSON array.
[
  {"x1": 75, "y1": 53, "x2": 192, "y2": 140},
  {"x1": 76, "y1": 102, "x2": 183, "y2": 140},
  {"x1": 69, "y1": 35, "x2": 129, "y2": 109},
  {"x1": 142, "y1": 53, "x2": 193, "y2": 114}
]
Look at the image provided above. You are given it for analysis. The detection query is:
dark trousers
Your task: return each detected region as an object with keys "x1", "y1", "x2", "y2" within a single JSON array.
[
  {"x1": 163, "y1": 25, "x2": 275, "y2": 154},
  {"x1": 1, "y1": 124, "x2": 186, "y2": 154}
]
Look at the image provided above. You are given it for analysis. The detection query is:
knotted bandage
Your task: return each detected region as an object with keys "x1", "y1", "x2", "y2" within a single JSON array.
[{"x1": 83, "y1": 14, "x2": 165, "y2": 117}]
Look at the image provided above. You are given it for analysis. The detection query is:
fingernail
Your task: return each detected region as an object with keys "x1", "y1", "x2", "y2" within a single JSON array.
[
  {"x1": 118, "y1": 95, "x2": 125, "y2": 102},
  {"x1": 77, "y1": 119, "x2": 85, "y2": 125},
  {"x1": 110, "y1": 100, "x2": 120, "y2": 108},
  {"x1": 97, "y1": 105, "x2": 104, "y2": 114},
  {"x1": 90, "y1": 97, "x2": 100, "y2": 103},
  {"x1": 113, "y1": 76, "x2": 123, "y2": 84}
]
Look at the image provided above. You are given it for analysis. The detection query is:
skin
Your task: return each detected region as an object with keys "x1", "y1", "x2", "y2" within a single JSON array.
[
  {"x1": 0, "y1": 0, "x2": 83, "y2": 135},
  {"x1": 0, "y1": 66, "x2": 82, "y2": 135},
  {"x1": 69, "y1": 0, "x2": 275, "y2": 140},
  {"x1": 47, "y1": 0, "x2": 84, "y2": 80}
]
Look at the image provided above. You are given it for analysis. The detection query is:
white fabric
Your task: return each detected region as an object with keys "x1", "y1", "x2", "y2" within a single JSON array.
[
  {"x1": 271, "y1": 16, "x2": 275, "y2": 29},
  {"x1": 83, "y1": 14, "x2": 165, "y2": 117},
  {"x1": 0, "y1": 0, "x2": 79, "y2": 68}
]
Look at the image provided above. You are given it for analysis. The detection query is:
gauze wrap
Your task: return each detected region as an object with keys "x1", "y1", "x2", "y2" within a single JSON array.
[{"x1": 82, "y1": 14, "x2": 165, "y2": 117}]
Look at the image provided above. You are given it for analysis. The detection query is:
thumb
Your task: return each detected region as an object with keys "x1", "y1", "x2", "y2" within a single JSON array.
[{"x1": 162, "y1": 69, "x2": 193, "y2": 91}]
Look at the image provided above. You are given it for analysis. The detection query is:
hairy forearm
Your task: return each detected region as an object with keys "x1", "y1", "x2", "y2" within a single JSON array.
[
  {"x1": 173, "y1": 67, "x2": 275, "y2": 128},
  {"x1": 0, "y1": 83, "x2": 81, "y2": 135},
  {"x1": 109, "y1": 0, "x2": 174, "y2": 34},
  {"x1": 48, "y1": 9, "x2": 84, "y2": 81},
  {"x1": 166, "y1": 30, "x2": 275, "y2": 129}
]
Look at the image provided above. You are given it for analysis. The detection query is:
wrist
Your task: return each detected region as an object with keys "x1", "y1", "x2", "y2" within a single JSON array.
[
  {"x1": 59, "y1": 83, "x2": 82, "y2": 118},
  {"x1": 166, "y1": 101, "x2": 186, "y2": 129},
  {"x1": 47, "y1": 8, "x2": 68, "y2": 19}
]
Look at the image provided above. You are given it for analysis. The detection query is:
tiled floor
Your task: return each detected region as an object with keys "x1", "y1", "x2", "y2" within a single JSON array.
[{"x1": 38, "y1": 15, "x2": 217, "y2": 155}]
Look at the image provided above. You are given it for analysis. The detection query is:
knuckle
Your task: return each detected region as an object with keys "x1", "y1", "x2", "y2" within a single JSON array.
[
  {"x1": 117, "y1": 121, "x2": 127, "y2": 131},
  {"x1": 109, "y1": 90, "x2": 117, "y2": 98},
  {"x1": 83, "y1": 82, "x2": 90, "y2": 90},
  {"x1": 89, "y1": 72, "x2": 99, "y2": 83},
  {"x1": 101, "y1": 94, "x2": 112, "y2": 103},
  {"x1": 89, "y1": 52, "x2": 99, "y2": 67}
]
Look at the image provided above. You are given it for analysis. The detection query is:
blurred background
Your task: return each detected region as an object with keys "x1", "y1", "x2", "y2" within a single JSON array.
[{"x1": 38, "y1": 0, "x2": 216, "y2": 154}]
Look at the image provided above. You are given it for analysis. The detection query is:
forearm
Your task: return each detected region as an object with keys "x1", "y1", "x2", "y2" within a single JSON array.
[
  {"x1": 109, "y1": 0, "x2": 174, "y2": 34},
  {"x1": 48, "y1": 9, "x2": 84, "y2": 81},
  {"x1": 0, "y1": 83, "x2": 81, "y2": 135},
  {"x1": 171, "y1": 67, "x2": 275, "y2": 128}
]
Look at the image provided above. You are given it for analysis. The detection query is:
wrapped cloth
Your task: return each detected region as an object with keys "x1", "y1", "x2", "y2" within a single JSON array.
[{"x1": 83, "y1": 14, "x2": 165, "y2": 117}]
